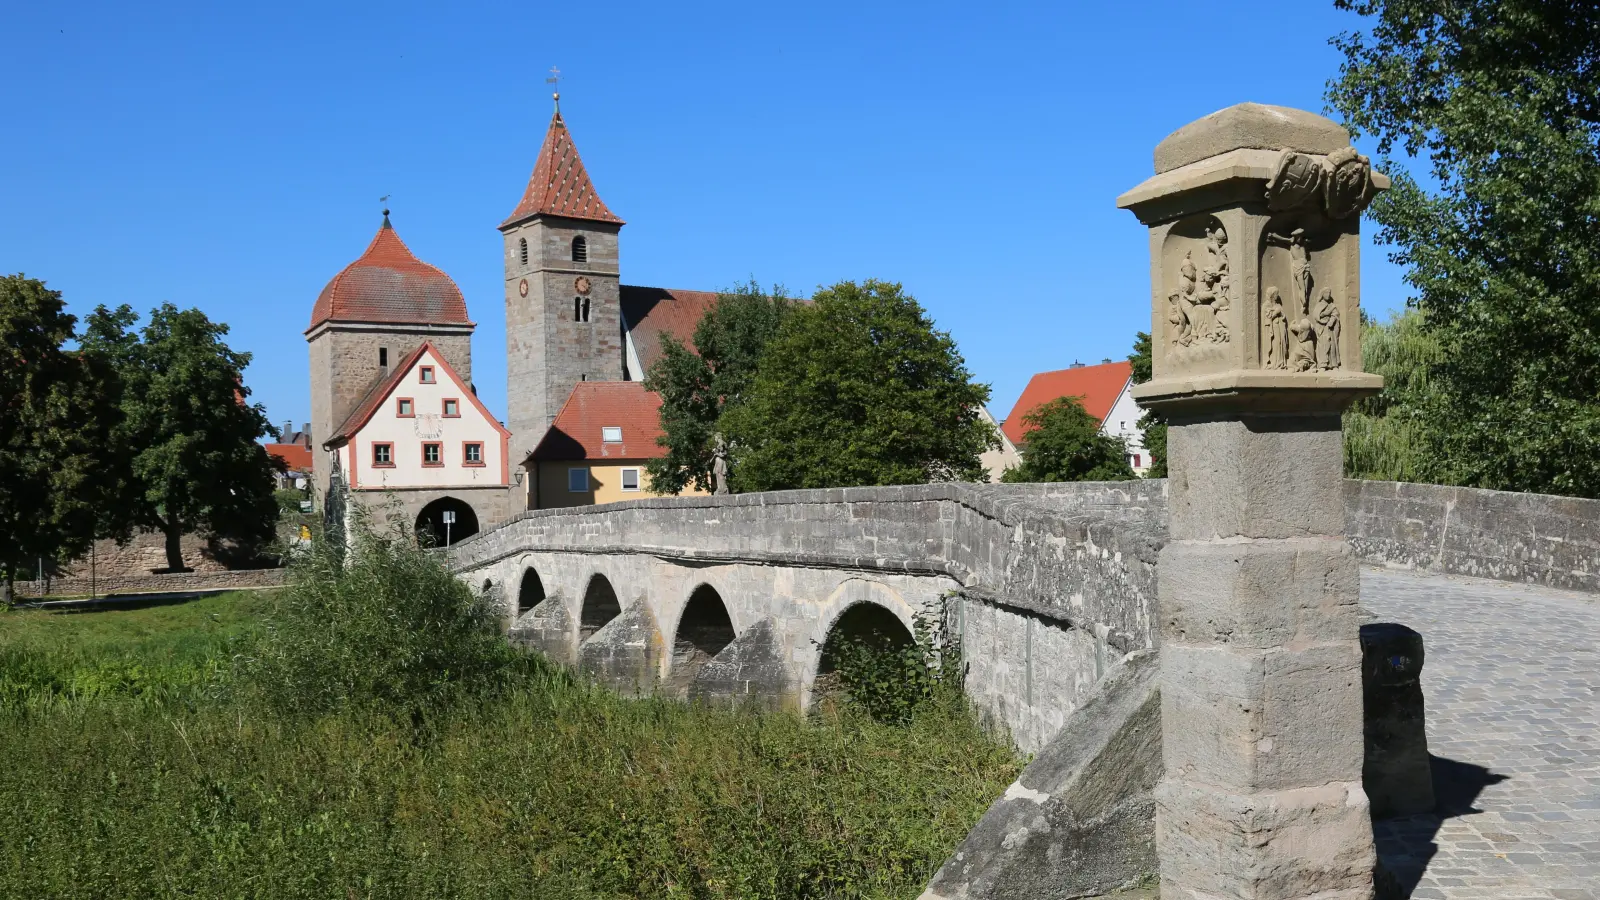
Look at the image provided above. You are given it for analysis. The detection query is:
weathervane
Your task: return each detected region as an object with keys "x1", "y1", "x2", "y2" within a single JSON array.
[
  {"x1": 379, "y1": 194, "x2": 391, "y2": 219},
  {"x1": 546, "y1": 66, "x2": 561, "y2": 113}
]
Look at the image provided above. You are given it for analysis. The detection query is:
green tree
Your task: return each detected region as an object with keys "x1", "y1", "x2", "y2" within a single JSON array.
[
  {"x1": 722, "y1": 280, "x2": 995, "y2": 491},
  {"x1": 1000, "y1": 396, "x2": 1135, "y2": 483},
  {"x1": 1329, "y1": 0, "x2": 1600, "y2": 496},
  {"x1": 0, "y1": 276, "x2": 111, "y2": 606},
  {"x1": 1343, "y1": 308, "x2": 1445, "y2": 481},
  {"x1": 1127, "y1": 331, "x2": 1167, "y2": 478},
  {"x1": 643, "y1": 281, "x2": 794, "y2": 494},
  {"x1": 80, "y1": 303, "x2": 280, "y2": 572}
]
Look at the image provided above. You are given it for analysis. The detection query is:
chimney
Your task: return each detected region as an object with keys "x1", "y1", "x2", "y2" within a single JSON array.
[
  {"x1": 301, "y1": 423, "x2": 311, "y2": 446},
  {"x1": 1070, "y1": 360, "x2": 1085, "y2": 368},
  {"x1": 281, "y1": 420, "x2": 293, "y2": 440},
  {"x1": 1102, "y1": 358, "x2": 1112, "y2": 364}
]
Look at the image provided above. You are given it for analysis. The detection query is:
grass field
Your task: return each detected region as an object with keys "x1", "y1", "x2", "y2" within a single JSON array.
[{"x1": 0, "y1": 585, "x2": 1019, "y2": 899}]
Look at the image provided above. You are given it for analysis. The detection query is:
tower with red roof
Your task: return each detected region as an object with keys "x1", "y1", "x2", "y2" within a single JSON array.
[{"x1": 500, "y1": 106, "x2": 626, "y2": 464}]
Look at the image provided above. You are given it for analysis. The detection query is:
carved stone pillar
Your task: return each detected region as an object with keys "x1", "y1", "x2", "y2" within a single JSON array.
[{"x1": 1118, "y1": 103, "x2": 1388, "y2": 900}]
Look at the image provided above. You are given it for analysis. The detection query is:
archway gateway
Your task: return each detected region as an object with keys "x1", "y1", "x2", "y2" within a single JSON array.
[{"x1": 415, "y1": 496, "x2": 479, "y2": 547}]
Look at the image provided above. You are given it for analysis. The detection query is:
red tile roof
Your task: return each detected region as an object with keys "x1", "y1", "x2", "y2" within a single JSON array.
[
  {"x1": 265, "y1": 442, "x2": 312, "y2": 472},
  {"x1": 308, "y1": 216, "x2": 471, "y2": 332},
  {"x1": 501, "y1": 111, "x2": 623, "y2": 229},
  {"x1": 1003, "y1": 360, "x2": 1133, "y2": 446},
  {"x1": 619, "y1": 285, "x2": 720, "y2": 374},
  {"x1": 531, "y1": 381, "x2": 665, "y2": 461}
]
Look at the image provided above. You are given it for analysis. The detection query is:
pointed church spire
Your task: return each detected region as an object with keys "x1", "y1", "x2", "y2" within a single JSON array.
[{"x1": 500, "y1": 108, "x2": 624, "y2": 230}]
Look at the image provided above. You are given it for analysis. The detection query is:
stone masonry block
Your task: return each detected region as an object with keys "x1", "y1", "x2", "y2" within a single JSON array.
[
  {"x1": 1168, "y1": 415, "x2": 1344, "y2": 540},
  {"x1": 1155, "y1": 778, "x2": 1374, "y2": 900},
  {"x1": 1160, "y1": 641, "x2": 1365, "y2": 793},
  {"x1": 1159, "y1": 537, "x2": 1362, "y2": 650}
]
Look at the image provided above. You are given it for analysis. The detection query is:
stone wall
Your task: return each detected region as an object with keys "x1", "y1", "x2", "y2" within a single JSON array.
[
  {"x1": 17, "y1": 567, "x2": 285, "y2": 598},
  {"x1": 1344, "y1": 479, "x2": 1600, "y2": 593}
]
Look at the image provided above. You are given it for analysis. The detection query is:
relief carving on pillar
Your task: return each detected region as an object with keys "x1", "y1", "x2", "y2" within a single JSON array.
[
  {"x1": 1262, "y1": 225, "x2": 1344, "y2": 372},
  {"x1": 1166, "y1": 218, "x2": 1232, "y2": 352},
  {"x1": 1264, "y1": 147, "x2": 1376, "y2": 220}
]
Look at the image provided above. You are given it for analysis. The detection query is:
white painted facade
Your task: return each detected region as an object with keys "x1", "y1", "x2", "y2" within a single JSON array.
[
  {"x1": 336, "y1": 345, "x2": 511, "y2": 492},
  {"x1": 1100, "y1": 380, "x2": 1151, "y2": 476}
]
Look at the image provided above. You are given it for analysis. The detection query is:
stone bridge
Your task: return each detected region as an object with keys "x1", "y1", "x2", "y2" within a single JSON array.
[
  {"x1": 448, "y1": 481, "x2": 1165, "y2": 753},
  {"x1": 446, "y1": 477, "x2": 1597, "y2": 759}
]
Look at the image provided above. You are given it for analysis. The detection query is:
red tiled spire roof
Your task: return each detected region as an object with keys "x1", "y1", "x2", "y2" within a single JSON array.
[
  {"x1": 307, "y1": 215, "x2": 472, "y2": 332},
  {"x1": 501, "y1": 111, "x2": 623, "y2": 229},
  {"x1": 1003, "y1": 360, "x2": 1133, "y2": 446}
]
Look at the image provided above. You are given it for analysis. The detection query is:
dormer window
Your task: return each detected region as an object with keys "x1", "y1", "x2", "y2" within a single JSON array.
[
  {"x1": 601, "y1": 426, "x2": 622, "y2": 443},
  {"x1": 519, "y1": 237, "x2": 528, "y2": 265},
  {"x1": 572, "y1": 236, "x2": 588, "y2": 263},
  {"x1": 419, "y1": 366, "x2": 436, "y2": 384}
]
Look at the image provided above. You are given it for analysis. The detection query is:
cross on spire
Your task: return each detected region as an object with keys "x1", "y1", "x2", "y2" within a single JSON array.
[{"x1": 546, "y1": 66, "x2": 561, "y2": 113}]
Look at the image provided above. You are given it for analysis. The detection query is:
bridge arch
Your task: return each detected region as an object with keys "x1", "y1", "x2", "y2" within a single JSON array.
[
  {"x1": 803, "y1": 579, "x2": 920, "y2": 708},
  {"x1": 579, "y1": 572, "x2": 622, "y2": 641},
  {"x1": 667, "y1": 584, "x2": 737, "y2": 692},
  {"x1": 517, "y1": 567, "x2": 547, "y2": 616},
  {"x1": 415, "y1": 496, "x2": 480, "y2": 547}
]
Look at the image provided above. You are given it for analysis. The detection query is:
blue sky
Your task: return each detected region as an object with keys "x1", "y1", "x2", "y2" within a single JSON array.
[{"x1": 1, "y1": 0, "x2": 1409, "y2": 434}]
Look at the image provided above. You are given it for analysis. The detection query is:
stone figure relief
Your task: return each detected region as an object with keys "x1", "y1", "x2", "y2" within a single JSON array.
[
  {"x1": 1166, "y1": 221, "x2": 1230, "y2": 348},
  {"x1": 1264, "y1": 227, "x2": 1344, "y2": 372},
  {"x1": 1314, "y1": 287, "x2": 1342, "y2": 370},
  {"x1": 1264, "y1": 146, "x2": 1377, "y2": 219},
  {"x1": 1263, "y1": 287, "x2": 1288, "y2": 369}
]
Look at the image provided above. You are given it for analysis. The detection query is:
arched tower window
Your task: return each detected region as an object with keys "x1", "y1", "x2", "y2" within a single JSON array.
[
  {"x1": 574, "y1": 297, "x2": 590, "y2": 323},
  {"x1": 571, "y1": 236, "x2": 588, "y2": 263},
  {"x1": 518, "y1": 237, "x2": 528, "y2": 265},
  {"x1": 581, "y1": 297, "x2": 591, "y2": 322}
]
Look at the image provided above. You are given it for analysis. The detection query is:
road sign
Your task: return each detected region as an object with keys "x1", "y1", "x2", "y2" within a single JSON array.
[{"x1": 442, "y1": 511, "x2": 456, "y2": 524}]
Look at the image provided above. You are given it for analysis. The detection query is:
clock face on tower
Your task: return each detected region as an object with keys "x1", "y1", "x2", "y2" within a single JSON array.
[
  {"x1": 517, "y1": 278, "x2": 529, "y2": 298},
  {"x1": 574, "y1": 276, "x2": 592, "y2": 295}
]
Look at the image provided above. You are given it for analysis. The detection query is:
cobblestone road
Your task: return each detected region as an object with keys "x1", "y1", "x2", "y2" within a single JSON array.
[{"x1": 1362, "y1": 569, "x2": 1599, "y2": 900}]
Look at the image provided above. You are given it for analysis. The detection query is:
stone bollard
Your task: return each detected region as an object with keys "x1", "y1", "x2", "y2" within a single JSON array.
[
  {"x1": 1360, "y1": 622, "x2": 1434, "y2": 819},
  {"x1": 1118, "y1": 103, "x2": 1389, "y2": 900}
]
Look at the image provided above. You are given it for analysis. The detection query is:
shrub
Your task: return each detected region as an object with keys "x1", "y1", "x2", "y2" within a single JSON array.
[
  {"x1": 818, "y1": 607, "x2": 963, "y2": 725},
  {"x1": 242, "y1": 514, "x2": 538, "y2": 716}
]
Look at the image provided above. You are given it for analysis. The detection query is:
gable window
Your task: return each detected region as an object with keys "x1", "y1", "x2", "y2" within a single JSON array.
[
  {"x1": 620, "y1": 467, "x2": 641, "y2": 492},
  {"x1": 371, "y1": 442, "x2": 394, "y2": 467},
  {"x1": 518, "y1": 237, "x2": 528, "y2": 265},
  {"x1": 396, "y1": 397, "x2": 414, "y2": 417},
  {"x1": 442, "y1": 398, "x2": 460, "y2": 417},
  {"x1": 419, "y1": 366, "x2": 436, "y2": 384},
  {"x1": 568, "y1": 467, "x2": 589, "y2": 492},
  {"x1": 572, "y1": 236, "x2": 587, "y2": 263},
  {"x1": 463, "y1": 442, "x2": 484, "y2": 466},
  {"x1": 422, "y1": 442, "x2": 443, "y2": 467},
  {"x1": 601, "y1": 426, "x2": 622, "y2": 443},
  {"x1": 378, "y1": 347, "x2": 389, "y2": 367}
]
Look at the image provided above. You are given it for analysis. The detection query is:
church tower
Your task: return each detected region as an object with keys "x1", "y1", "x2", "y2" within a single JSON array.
[{"x1": 500, "y1": 103, "x2": 625, "y2": 465}]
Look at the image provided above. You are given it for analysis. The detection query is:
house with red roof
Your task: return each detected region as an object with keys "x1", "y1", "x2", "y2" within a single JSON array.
[
  {"x1": 1004, "y1": 359, "x2": 1151, "y2": 475},
  {"x1": 526, "y1": 381, "x2": 707, "y2": 509}
]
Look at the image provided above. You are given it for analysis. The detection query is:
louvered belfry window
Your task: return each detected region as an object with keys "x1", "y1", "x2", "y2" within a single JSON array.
[{"x1": 572, "y1": 236, "x2": 588, "y2": 263}]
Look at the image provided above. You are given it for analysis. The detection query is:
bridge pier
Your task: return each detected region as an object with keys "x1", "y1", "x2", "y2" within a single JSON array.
[
  {"x1": 578, "y1": 600, "x2": 666, "y2": 696},
  {"x1": 1121, "y1": 104, "x2": 1387, "y2": 900}
]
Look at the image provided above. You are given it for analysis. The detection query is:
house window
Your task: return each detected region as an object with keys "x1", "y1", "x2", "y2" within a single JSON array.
[
  {"x1": 396, "y1": 397, "x2": 414, "y2": 417},
  {"x1": 620, "y1": 467, "x2": 641, "y2": 492},
  {"x1": 422, "y1": 442, "x2": 443, "y2": 467},
  {"x1": 568, "y1": 467, "x2": 589, "y2": 492},
  {"x1": 378, "y1": 347, "x2": 389, "y2": 367},
  {"x1": 601, "y1": 426, "x2": 622, "y2": 443},
  {"x1": 442, "y1": 398, "x2": 460, "y2": 417},
  {"x1": 572, "y1": 236, "x2": 587, "y2": 262},
  {"x1": 518, "y1": 237, "x2": 528, "y2": 265},
  {"x1": 463, "y1": 442, "x2": 484, "y2": 466},
  {"x1": 371, "y1": 443, "x2": 394, "y2": 467},
  {"x1": 419, "y1": 366, "x2": 436, "y2": 384},
  {"x1": 1130, "y1": 454, "x2": 1140, "y2": 468}
]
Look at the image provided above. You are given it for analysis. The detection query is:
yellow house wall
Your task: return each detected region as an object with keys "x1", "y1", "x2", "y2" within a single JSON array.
[{"x1": 534, "y1": 460, "x2": 707, "y2": 509}]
